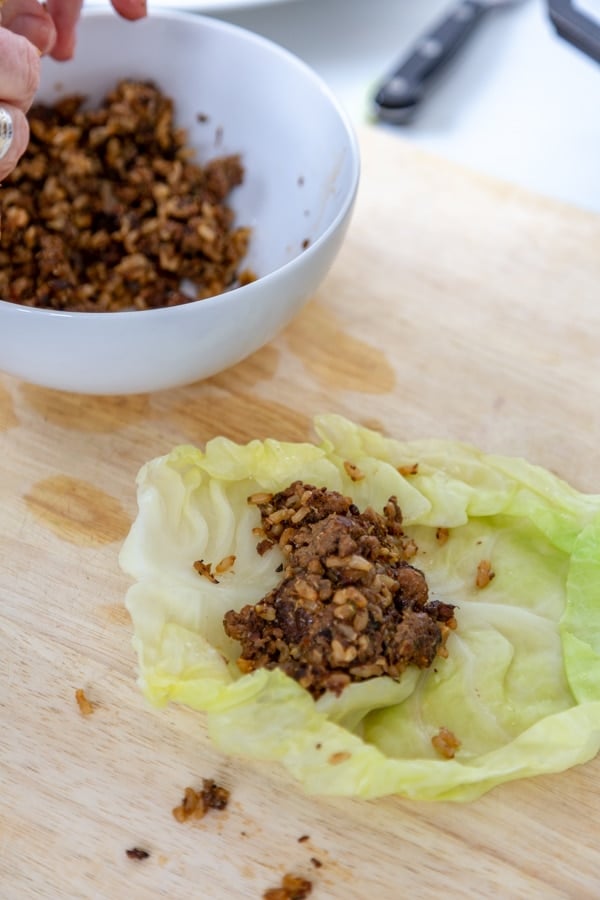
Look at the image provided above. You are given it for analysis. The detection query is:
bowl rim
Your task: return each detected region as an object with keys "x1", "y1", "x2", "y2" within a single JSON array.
[{"x1": 1, "y1": 8, "x2": 361, "y2": 322}]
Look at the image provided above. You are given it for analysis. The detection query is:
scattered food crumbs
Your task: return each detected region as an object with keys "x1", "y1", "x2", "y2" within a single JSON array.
[
  {"x1": 297, "y1": 835, "x2": 310, "y2": 844},
  {"x1": 328, "y1": 751, "x2": 352, "y2": 766},
  {"x1": 263, "y1": 873, "x2": 313, "y2": 900},
  {"x1": 215, "y1": 554, "x2": 236, "y2": 574},
  {"x1": 397, "y1": 463, "x2": 419, "y2": 476},
  {"x1": 436, "y1": 527, "x2": 450, "y2": 546},
  {"x1": 193, "y1": 559, "x2": 219, "y2": 583},
  {"x1": 75, "y1": 688, "x2": 94, "y2": 716},
  {"x1": 126, "y1": 847, "x2": 150, "y2": 860},
  {"x1": 476, "y1": 559, "x2": 495, "y2": 589},
  {"x1": 196, "y1": 112, "x2": 209, "y2": 122},
  {"x1": 310, "y1": 858, "x2": 323, "y2": 869},
  {"x1": 301, "y1": 238, "x2": 310, "y2": 250},
  {"x1": 343, "y1": 460, "x2": 365, "y2": 482},
  {"x1": 315, "y1": 743, "x2": 322, "y2": 750},
  {"x1": 172, "y1": 779, "x2": 230, "y2": 823},
  {"x1": 431, "y1": 726, "x2": 461, "y2": 759}
]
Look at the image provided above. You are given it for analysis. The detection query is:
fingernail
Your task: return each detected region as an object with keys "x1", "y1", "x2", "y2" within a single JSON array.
[{"x1": 54, "y1": 33, "x2": 76, "y2": 60}]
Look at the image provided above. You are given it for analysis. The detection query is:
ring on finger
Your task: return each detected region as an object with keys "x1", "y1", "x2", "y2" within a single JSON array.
[{"x1": 0, "y1": 106, "x2": 14, "y2": 162}]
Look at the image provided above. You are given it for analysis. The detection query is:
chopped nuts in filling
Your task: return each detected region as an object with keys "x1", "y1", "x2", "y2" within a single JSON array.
[
  {"x1": 0, "y1": 80, "x2": 254, "y2": 311},
  {"x1": 223, "y1": 481, "x2": 456, "y2": 699}
]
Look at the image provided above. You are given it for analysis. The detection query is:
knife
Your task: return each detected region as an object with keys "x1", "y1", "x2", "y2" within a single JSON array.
[{"x1": 373, "y1": 0, "x2": 518, "y2": 124}]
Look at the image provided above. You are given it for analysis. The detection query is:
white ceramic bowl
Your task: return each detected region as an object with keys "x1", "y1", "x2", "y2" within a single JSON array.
[{"x1": 0, "y1": 11, "x2": 359, "y2": 394}]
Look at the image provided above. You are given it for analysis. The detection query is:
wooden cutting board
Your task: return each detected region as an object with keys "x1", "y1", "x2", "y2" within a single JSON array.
[{"x1": 2, "y1": 126, "x2": 600, "y2": 899}]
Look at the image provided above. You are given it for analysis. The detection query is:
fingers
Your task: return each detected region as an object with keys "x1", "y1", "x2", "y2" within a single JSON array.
[
  {"x1": 0, "y1": 0, "x2": 57, "y2": 55},
  {"x1": 0, "y1": 103, "x2": 30, "y2": 182},
  {"x1": 110, "y1": 0, "x2": 147, "y2": 23},
  {"x1": 0, "y1": 17, "x2": 42, "y2": 181},
  {"x1": 44, "y1": 0, "x2": 83, "y2": 60},
  {"x1": 0, "y1": 28, "x2": 41, "y2": 112},
  {"x1": 44, "y1": 0, "x2": 146, "y2": 61}
]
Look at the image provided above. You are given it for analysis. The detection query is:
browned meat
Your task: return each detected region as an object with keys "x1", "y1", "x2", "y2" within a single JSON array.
[
  {"x1": 0, "y1": 80, "x2": 254, "y2": 311},
  {"x1": 223, "y1": 482, "x2": 456, "y2": 698},
  {"x1": 172, "y1": 779, "x2": 230, "y2": 823},
  {"x1": 263, "y1": 874, "x2": 313, "y2": 900}
]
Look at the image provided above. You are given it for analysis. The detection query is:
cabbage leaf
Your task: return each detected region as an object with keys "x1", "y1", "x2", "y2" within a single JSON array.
[{"x1": 119, "y1": 415, "x2": 600, "y2": 801}]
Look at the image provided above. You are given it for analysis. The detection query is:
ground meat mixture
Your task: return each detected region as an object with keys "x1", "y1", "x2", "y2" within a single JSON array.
[
  {"x1": 0, "y1": 80, "x2": 254, "y2": 311},
  {"x1": 223, "y1": 482, "x2": 456, "y2": 698}
]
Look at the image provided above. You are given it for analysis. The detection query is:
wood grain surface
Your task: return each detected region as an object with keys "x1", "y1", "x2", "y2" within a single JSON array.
[{"x1": 2, "y1": 126, "x2": 600, "y2": 899}]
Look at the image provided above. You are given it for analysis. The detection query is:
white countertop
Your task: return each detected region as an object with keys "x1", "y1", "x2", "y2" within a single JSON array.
[{"x1": 206, "y1": 0, "x2": 600, "y2": 214}]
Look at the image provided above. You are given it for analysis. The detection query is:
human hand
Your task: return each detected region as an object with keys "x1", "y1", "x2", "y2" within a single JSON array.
[
  {"x1": 46, "y1": 0, "x2": 147, "y2": 61},
  {"x1": 0, "y1": 0, "x2": 147, "y2": 180}
]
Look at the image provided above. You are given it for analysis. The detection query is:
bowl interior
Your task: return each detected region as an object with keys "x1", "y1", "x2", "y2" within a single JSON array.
[{"x1": 37, "y1": 12, "x2": 359, "y2": 284}]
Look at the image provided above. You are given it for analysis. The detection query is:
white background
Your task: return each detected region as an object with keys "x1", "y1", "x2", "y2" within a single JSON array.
[{"x1": 202, "y1": 0, "x2": 600, "y2": 214}]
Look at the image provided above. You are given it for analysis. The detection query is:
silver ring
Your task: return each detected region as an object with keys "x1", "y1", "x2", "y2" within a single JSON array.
[{"x1": 0, "y1": 106, "x2": 14, "y2": 162}]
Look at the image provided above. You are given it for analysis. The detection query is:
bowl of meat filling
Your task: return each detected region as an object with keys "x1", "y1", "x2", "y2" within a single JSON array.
[{"x1": 0, "y1": 10, "x2": 359, "y2": 394}]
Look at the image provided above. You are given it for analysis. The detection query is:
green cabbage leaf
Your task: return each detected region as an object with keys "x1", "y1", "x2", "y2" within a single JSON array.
[{"x1": 119, "y1": 415, "x2": 600, "y2": 801}]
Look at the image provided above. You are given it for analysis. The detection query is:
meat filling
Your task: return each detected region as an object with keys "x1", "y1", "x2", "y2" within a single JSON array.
[
  {"x1": 223, "y1": 481, "x2": 456, "y2": 698},
  {"x1": 0, "y1": 80, "x2": 253, "y2": 311}
]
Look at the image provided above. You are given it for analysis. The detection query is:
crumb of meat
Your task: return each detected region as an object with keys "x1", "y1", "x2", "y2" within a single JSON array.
[
  {"x1": 328, "y1": 751, "x2": 352, "y2": 765},
  {"x1": 435, "y1": 527, "x2": 450, "y2": 546},
  {"x1": 172, "y1": 779, "x2": 230, "y2": 823},
  {"x1": 75, "y1": 688, "x2": 94, "y2": 716},
  {"x1": 397, "y1": 463, "x2": 419, "y2": 476},
  {"x1": 125, "y1": 847, "x2": 150, "y2": 860},
  {"x1": 431, "y1": 726, "x2": 461, "y2": 759},
  {"x1": 0, "y1": 80, "x2": 252, "y2": 311},
  {"x1": 215, "y1": 554, "x2": 236, "y2": 574},
  {"x1": 193, "y1": 559, "x2": 219, "y2": 583},
  {"x1": 297, "y1": 835, "x2": 310, "y2": 843},
  {"x1": 310, "y1": 858, "x2": 322, "y2": 869},
  {"x1": 238, "y1": 268, "x2": 257, "y2": 287},
  {"x1": 223, "y1": 482, "x2": 457, "y2": 699},
  {"x1": 475, "y1": 559, "x2": 495, "y2": 589},
  {"x1": 263, "y1": 874, "x2": 313, "y2": 900},
  {"x1": 343, "y1": 460, "x2": 365, "y2": 482}
]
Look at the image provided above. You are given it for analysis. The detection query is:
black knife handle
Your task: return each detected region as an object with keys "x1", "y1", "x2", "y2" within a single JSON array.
[
  {"x1": 548, "y1": 0, "x2": 600, "y2": 64},
  {"x1": 374, "y1": 0, "x2": 489, "y2": 123}
]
